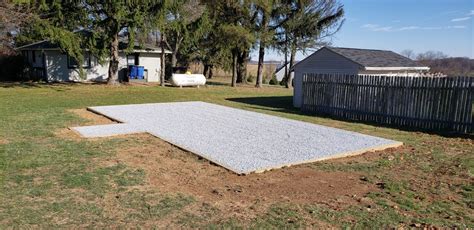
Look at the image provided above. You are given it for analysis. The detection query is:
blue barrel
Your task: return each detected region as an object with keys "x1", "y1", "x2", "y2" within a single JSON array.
[
  {"x1": 129, "y1": 65, "x2": 138, "y2": 79},
  {"x1": 137, "y1": 66, "x2": 145, "y2": 79}
]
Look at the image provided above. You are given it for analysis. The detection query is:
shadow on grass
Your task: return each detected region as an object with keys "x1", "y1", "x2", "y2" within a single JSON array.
[
  {"x1": 206, "y1": 80, "x2": 231, "y2": 87},
  {"x1": 227, "y1": 96, "x2": 473, "y2": 139},
  {"x1": 0, "y1": 81, "x2": 107, "y2": 89},
  {"x1": 227, "y1": 96, "x2": 299, "y2": 114}
]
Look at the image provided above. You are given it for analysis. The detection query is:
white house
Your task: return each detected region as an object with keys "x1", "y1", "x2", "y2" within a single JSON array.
[
  {"x1": 17, "y1": 40, "x2": 171, "y2": 82},
  {"x1": 292, "y1": 47, "x2": 430, "y2": 108}
]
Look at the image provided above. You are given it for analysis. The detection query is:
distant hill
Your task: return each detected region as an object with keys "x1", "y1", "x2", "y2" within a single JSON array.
[{"x1": 418, "y1": 57, "x2": 474, "y2": 77}]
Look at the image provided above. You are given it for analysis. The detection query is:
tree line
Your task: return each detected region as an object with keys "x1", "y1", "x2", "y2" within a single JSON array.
[
  {"x1": 401, "y1": 50, "x2": 474, "y2": 77},
  {"x1": 3, "y1": 0, "x2": 344, "y2": 86}
]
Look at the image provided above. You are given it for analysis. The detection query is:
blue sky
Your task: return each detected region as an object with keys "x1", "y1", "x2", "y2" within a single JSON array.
[{"x1": 255, "y1": 0, "x2": 473, "y2": 61}]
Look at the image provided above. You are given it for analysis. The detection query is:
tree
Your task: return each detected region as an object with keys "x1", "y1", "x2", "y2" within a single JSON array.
[
  {"x1": 254, "y1": 0, "x2": 279, "y2": 88},
  {"x1": 400, "y1": 49, "x2": 414, "y2": 59},
  {"x1": 278, "y1": 0, "x2": 344, "y2": 88},
  {"x1": 87, "y1": 1, "x2": 164, "y2": 85},
  {"x1": 0, "y1": 1, "x2": 34, "y2": 54},
  {"x1": 15, "y1": 0, "x2": 164, "y2": 85},
  {"x1": 203, "y1": 0, "x2": 255, "y2": 86},
  {"x1": 158, "y1": 0, "x2": 206, "y2": 69},
  {"x1": 416, "y1": 51, "x2": 448, "y2": 61}
]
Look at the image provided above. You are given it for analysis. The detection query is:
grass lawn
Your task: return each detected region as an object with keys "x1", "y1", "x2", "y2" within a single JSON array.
[{"x1": 0, "y1": 82, "x2": 472, "y2": 228}]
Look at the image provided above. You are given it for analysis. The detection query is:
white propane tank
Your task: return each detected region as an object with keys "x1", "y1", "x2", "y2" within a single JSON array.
[{"x1": 171, "y1": 74, "x2": 206, "y2": 87}]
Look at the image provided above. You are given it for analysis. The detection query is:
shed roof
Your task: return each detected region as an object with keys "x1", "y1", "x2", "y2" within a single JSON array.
[
  {"x1": 17, "y1": 40, "x2": 171, "y2": 54},
  {"x1": 292, "y1": 46, "x2": 429, "y2": 71},
  {"x1": 326, "y1": 47, "x2": 425, "y2": 67}
]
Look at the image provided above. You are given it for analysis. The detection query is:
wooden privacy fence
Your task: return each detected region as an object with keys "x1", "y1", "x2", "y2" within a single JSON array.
[{"x1": 301, "y1": 74, "x2": 474, "y2": 133}]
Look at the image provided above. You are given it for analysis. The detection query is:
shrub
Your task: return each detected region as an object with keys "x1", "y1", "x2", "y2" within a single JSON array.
[
  {"x1": 247, "y1": 74, "x2": 255, "y2": 83},
  {"x1": 0, "y1": 54, "x2": 27, "y2": 81},
  {"x1": 269, "y1": 75, "x2": 279, "y2": 85}
]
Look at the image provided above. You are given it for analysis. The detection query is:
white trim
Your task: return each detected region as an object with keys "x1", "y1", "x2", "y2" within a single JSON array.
[
  {"x1": 365, "y1": 66, "x2": 430, "y2": 71},
  {"x1": 125, "y1": 49, "x2": 172, "y2": 54},
  {"x1": 15, "y1": 40, "x2": 50, "y2": 50}
]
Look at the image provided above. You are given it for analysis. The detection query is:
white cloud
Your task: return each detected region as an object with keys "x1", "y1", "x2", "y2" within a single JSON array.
[
  {"x1": 451, "y1": 17, "x2": 471, "y2": 22},
  {"x1": 399, "y1": 26, "x2": 419, "y2": 31},
  {"x1": 361, "y1": 24, "x2": 393, "y2": 32},
  {"x1": 469, "y1": 10, "x2": 474, "y2": 16},
  {"x1": 361, "y1": 24, "x2": 467, "y2": 32}
]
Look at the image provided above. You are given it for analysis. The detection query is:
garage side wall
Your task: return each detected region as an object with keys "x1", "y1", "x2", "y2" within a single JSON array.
[
  {"x1": 293, "y1": 48, "x2": 360, "y2": 108},
  {"x1": 138, "y1": 53, "x2": 161, "y2": 82}
]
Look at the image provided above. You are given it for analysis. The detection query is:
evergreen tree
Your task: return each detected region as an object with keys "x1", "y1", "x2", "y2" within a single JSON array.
[
  {"x1": 15, "y1": 0, "x2": 164, "y2": 85},
  {"x1": 278, "y1": 0, "x2": 344, "y2": 88}
]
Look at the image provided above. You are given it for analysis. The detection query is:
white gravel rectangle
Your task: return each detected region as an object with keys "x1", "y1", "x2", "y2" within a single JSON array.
[{"x1": 72, "y1": 101, "x2": 402, "y2": 174}]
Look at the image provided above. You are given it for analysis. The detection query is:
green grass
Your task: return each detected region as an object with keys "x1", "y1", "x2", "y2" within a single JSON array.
[{"x1": 0, "y1": 82, "x2": 472, "y2": 228}]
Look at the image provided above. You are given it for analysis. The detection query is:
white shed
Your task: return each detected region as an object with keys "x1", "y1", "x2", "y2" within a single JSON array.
[
  {"x1": 292, "y1": 47, "x2": 430, "y2": 107},
  {"x1": 17, "y1": 40, "x2": 171, "y2": 83}
]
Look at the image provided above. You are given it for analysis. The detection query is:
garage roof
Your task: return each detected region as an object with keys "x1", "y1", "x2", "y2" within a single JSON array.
[
  {"x1": 327, "y1": 47, "x2": 425, "y2": 67},
  {"x1": 292, "y1": 47, "x2": 429, "y2": 71}
]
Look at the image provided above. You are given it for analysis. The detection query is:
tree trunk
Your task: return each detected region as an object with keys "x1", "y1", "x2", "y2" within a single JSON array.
[
  {"x1": 171, "y1": 52, "x2": 178, "y2": 68},
  {"x1": 160, "y1": 33, "x2": 166, "y2": 86},
  {"x1": 208, "y1": 65, "x2": 213, "y2": 79},
  {"x1": 231, "y1": 51, "x2": 237, "y2": 87},
  {"x1": 236, "y1": 50, "x2": 248, "y2": 83},
  {"x1": 286, "y1": 45, "x2": 296, "y2": 88},
  {"x1": 256, "y1": 42, "x2": 265, "y2": 88},
  {"x1": 107, "y1": 33, "x2": 119, "y2": 85},
  {"x1": 256, "y1": 12, "x2": 268, "y2": 88},
  {"x1": 203, "y1": 64, "x2": 209, "y2": 77},
  {"x1": 282, "y1": 34, "x2": 289, "y2": 86}
]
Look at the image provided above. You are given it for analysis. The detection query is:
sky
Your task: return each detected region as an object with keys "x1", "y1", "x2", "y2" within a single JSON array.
[{"x1": 254, "y1": 0, "x2": 474, "y2": 62}]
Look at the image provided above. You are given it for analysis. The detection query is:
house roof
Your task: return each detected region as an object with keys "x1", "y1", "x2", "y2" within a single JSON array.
[
  {"x1": 17, "y1": 40, "x2": 171, "y2": 54},
  {"x1": 292, "y1": 46, "x2": 429, "y2": 71},
  {"x1": 326, "y1": 47, "x2": 425, "y2": 67},
  {"x1": 274, "y1": 62, "x2": 298, "y2": 73}
]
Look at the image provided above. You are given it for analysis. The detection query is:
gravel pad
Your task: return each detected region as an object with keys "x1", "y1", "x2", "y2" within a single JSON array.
[{"x1": 72, "y1": 101, "x2": 402, "y2": 174}]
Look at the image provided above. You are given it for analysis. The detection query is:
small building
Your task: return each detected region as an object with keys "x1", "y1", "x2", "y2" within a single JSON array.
[
  {"x1": 17, "y1": 40, "x2": 171, "y2": 82},
  {"x1": 292, "y1": 47, "x2": 430, "y2": 107}
]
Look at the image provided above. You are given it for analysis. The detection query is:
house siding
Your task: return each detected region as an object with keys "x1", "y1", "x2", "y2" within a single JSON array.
[
  {"x1": 43, "y1": 51, "x2": 161, "y2": 82},
  {"x1": 293, "y1": 48, "x2": 361, "y2": 108},
  {"x1": 137, "y1": 53, "x2": 161, "y2": 82}
]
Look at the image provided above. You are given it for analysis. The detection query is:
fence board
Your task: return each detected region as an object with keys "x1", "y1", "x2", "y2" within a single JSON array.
[{"x1": 302, "y1": 74, "x2": 474, "y2": 134}]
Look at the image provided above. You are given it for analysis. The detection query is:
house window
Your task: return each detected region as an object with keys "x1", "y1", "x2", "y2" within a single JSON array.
[
  {"x1": 32, "y1": 51, "x2": 36, "y2": 63},
  {"x1": 67, "y1": 53, "x2": 91, "y2": 69},
  {"x1": 127, "y1": 54, "x2": 139, "y2": 66}
]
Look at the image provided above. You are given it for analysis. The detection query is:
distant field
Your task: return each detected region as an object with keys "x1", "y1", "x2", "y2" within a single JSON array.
[
  {"x1": 0, "y1": 83, "x2": 472, "y2": 228},
  {"x1": 188, "y1": 62, "x2": 280, "y2": 82}
]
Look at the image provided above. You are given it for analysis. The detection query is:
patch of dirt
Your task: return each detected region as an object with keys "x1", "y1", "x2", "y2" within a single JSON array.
[
  {"x1": 55, "y1": 109, "x2": 118, "y2": 140},
  {"x1": 0, "y1": 138, "x2": 9, "y2": 145},
  {"x1": 68, "y1": 109, "x2": 117, "y2": 125},
  {"x1": 98, "y1": 134, "x2": 376, "y2": 220}
]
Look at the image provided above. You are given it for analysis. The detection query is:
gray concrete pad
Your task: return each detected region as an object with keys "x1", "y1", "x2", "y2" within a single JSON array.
[{"x1": 71, "y1": 101, "x2": 402, "y2": 174}]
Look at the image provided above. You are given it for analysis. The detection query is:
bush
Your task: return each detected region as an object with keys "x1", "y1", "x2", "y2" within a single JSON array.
[
  {"x1": 0, "y1": 54, "x2": 28, "y2": 81},
  {"x1": 247, "y1": 74, "x2": 255, "y2": 83},
  {"x1": 269, "y1": 75, "x2": 279, "y2": 85}
]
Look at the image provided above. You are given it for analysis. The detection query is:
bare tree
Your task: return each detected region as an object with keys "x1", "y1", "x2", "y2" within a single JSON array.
[
  {"x1": 0, "y1": 2, "x2": 33, "y2": 54},
  {"x1": 400, "y1": 49, "x2": 414, "y2": 59},
  {"x1": 416, "y1": 51, "x2": 448, "y2": 61}
]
